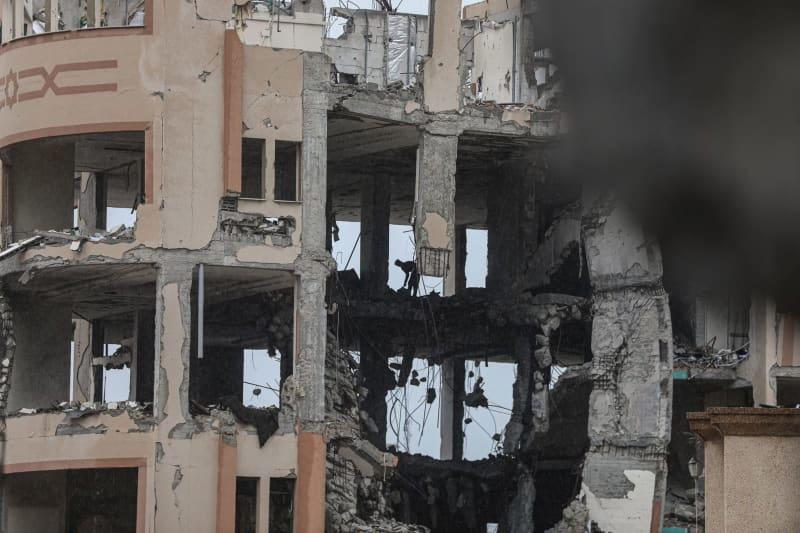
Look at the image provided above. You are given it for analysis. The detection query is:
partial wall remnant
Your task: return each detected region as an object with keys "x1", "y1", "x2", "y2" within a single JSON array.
[
  {"x1": 0, "y1": 283, "x2": 15, "y2": 442},
  {"x1": 423, "y1": 0, "x2": 462, "y2": 111},
  {"x1": 581, "y1": 198, "x2": 673, "y2": 532},
  {"x1": 326, "y1": 9, "x2": 429, "y2": 89}
]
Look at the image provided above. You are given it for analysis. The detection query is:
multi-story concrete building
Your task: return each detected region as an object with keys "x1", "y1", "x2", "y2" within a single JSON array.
[{"x1": 0, "y1": 1, "x2": 790, "y2": 533}]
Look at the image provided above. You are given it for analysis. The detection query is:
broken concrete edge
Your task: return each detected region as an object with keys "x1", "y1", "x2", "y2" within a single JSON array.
[
  {"x1": 327, "y1": 83, "x2": 561, "y2": 139},
  {"x1": 0, "y1": 243, "x2": 299, "y2": 289},
  {"x1": 0, "y1": 283, "x2": 16, "y2": 440}
]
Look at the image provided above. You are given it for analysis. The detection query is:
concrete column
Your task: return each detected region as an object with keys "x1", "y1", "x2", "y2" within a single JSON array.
[
  {"x1": 486, "y1": 161, "x2": 537, "y2": 294},
  {"x1": 580, "y1": 198, "x2": 673, "y2": 533},
  {"x1": 359, "y1": 172, "x2": 393, "y2": 449},
  {"x1": 486, "y1": 163, "x2": 518, "y2": 295},
  {"x1": 439, "y1": 358, "x2": 465, "y2": 460},
  {"x1": 44, "y1": 0, "x2": 58, "y2": 32},
  {"x1": 153, "y1": 262, "x2": 194, "y2": 425},
  {"x1": 87, "y1": 0, "x2": 103, "y2": 27},
  {"x1": 739, "y1": 292, "x2": 777, "y2": 406},
  {"x1": 12, "y1": 0, "x2": 22, "y2": 37},
  {"x1": 1, "y1": 1, "x2": 13, "y2": 42},
  {"x1": 293, "y1": 52, "x2": 331, "y2": 533},
  {"x1": 440, "y1": 225, "x2": 466, "y2": 459},
  {"x1": 72, "y1": 319, "x2": 93, "y2": 403},
  {"x1": 152, "y1": 262, "x2": 198, "y2": 533},
  {"x1": 78, "y1": 172, "x2": 98, "y2": 235},
  {"x1": 360, "y1": 174, "x2": 390, "y2": 296},
  {"x1": 415, "y1": 129, "x2": 458, "y2": 282}
]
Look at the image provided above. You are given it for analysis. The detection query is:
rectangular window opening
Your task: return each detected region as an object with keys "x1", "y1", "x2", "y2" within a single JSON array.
[
  {"x1": 465, "y1": 228, "x2": 488, "y2": 288},
  {"x1": 462, "y1": 360, "x2": 513, "y2": 460},
  {"x1": 236, "y1": 477, "x2": 259, "y2": 533},
  {"x1": 5, "y1": 265, "x2": 156, "y2": 412},
  {"x1": 386, "y1": 355, "x2": 442, "y2": 458},
  {"x1": 242, "y1": 138, "x2": 265, "y2": 199},
  {"x1": 243, "y1": 349, "x2": 282, "y2": 408},
  {"x1": 269, "y1": 477, "x2": 295, "y2": 533},
  {"x1": 7, "y1": 131, "x2": 144, "y2": 241},
  {"x1": 90, "y1": 309, "x2": 156, "y2": 405},
  {"x1": 3, "y1": 467, "x2": 139, "y2": 533},
  {"x1": 777, "y1": 377, "x2": 800, "y2": 407},
  {"x1": 274, "y1": 141, "x2": 300, "y2": 202},
  {"x1": 190, "y1": 266, "x2": 294, "y2": 414}
]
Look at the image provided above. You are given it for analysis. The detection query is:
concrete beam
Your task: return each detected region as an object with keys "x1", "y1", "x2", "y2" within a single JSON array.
[{"x1": 328, "y1": 125, "x2": 418, "y2": 162}]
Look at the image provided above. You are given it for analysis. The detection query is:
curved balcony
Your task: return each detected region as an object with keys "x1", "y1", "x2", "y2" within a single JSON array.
[{"x1": 0, "y1": 1, "x2": 156, "y2": 151}]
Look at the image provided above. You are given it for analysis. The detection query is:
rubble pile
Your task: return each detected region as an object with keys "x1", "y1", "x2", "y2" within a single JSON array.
[
  {"x1": 218, "y1": 210, "x2": 296, "y2": 246},
  {"x1": 545, "y1": 498, "x2": 591, "y2": 533},
  {"x1": 325, "y1": 333, "x2": 429, "y2": 532},
  {"x1": 664, "y1": 487, "x2": 704, "y2": 531},
  {"x1": 7, "y1": 400, "x2": 152, "y2": 420},
  {"x1": 325, "y1": 332, "x2": 360, "y2": 440},
  {"x1": 674, "y1": 343, "x2": 749, "y2": 369}
]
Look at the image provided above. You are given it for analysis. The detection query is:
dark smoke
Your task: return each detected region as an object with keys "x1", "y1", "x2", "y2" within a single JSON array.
[{"x1": 541, "y1": 1, "x2": 800, "y2": 303}]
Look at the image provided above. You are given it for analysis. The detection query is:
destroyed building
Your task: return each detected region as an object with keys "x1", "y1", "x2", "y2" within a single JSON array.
[{"x1": 0, "y1": 1, "x2": 788, "y2": 533}]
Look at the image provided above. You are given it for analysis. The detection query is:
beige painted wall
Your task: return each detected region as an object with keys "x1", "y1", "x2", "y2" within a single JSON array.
[
  {"x1": 423, "y1": 0, "x2": 462, "y2": 111},
  {"x1": 0, "y1": 2, "x2": 305, "y2": 261},
  {"x1": 5, "y1": 411, "x2": 297, "y2": 533},
  {"x1": 723, "y1": 435, "x2": 800, "y2": 532},
  {"x1": 240, "y1": 12, "x2": 325, "y2": 52},
  {"x1": 1, "y1": 6, "x2": 304, "y2": 532}
]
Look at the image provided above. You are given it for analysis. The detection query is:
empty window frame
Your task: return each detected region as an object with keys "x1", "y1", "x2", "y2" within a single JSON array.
[
  {"x1": 3, "y1": 467, "x2": 139, "y2": 533},
  {"x1": 465, "y1": 228, "x2": 488, "y2": 288},
  {"x1": 236, "y1": 477, "x2": 259, "y2": 533},
  {"x1": 242, "y1": 138, "x2": 266, "y2": 199},
  {"x1": 777, "y1": 377, "x2": 800, "y2": 407},
  {"x1": 6, "y1": 132, "x2": 144, "y2": 241},
  {"x1": 268, "y1": 477, "x2": 295, "y2": 533},
  {"x1": 189, "y1": 266, "x2": 294, "y2": 413},
  {"x1": 91, "y1": 311, "x2": 156, "y2": 404},
  {"x1": 274, "y1": 141, "x2": 300, "y2": 202}
]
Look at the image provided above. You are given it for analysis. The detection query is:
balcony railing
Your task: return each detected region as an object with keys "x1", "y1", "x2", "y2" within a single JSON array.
[{"x1": 0, "y1": 0, "x2": 146, "y2": 45}]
